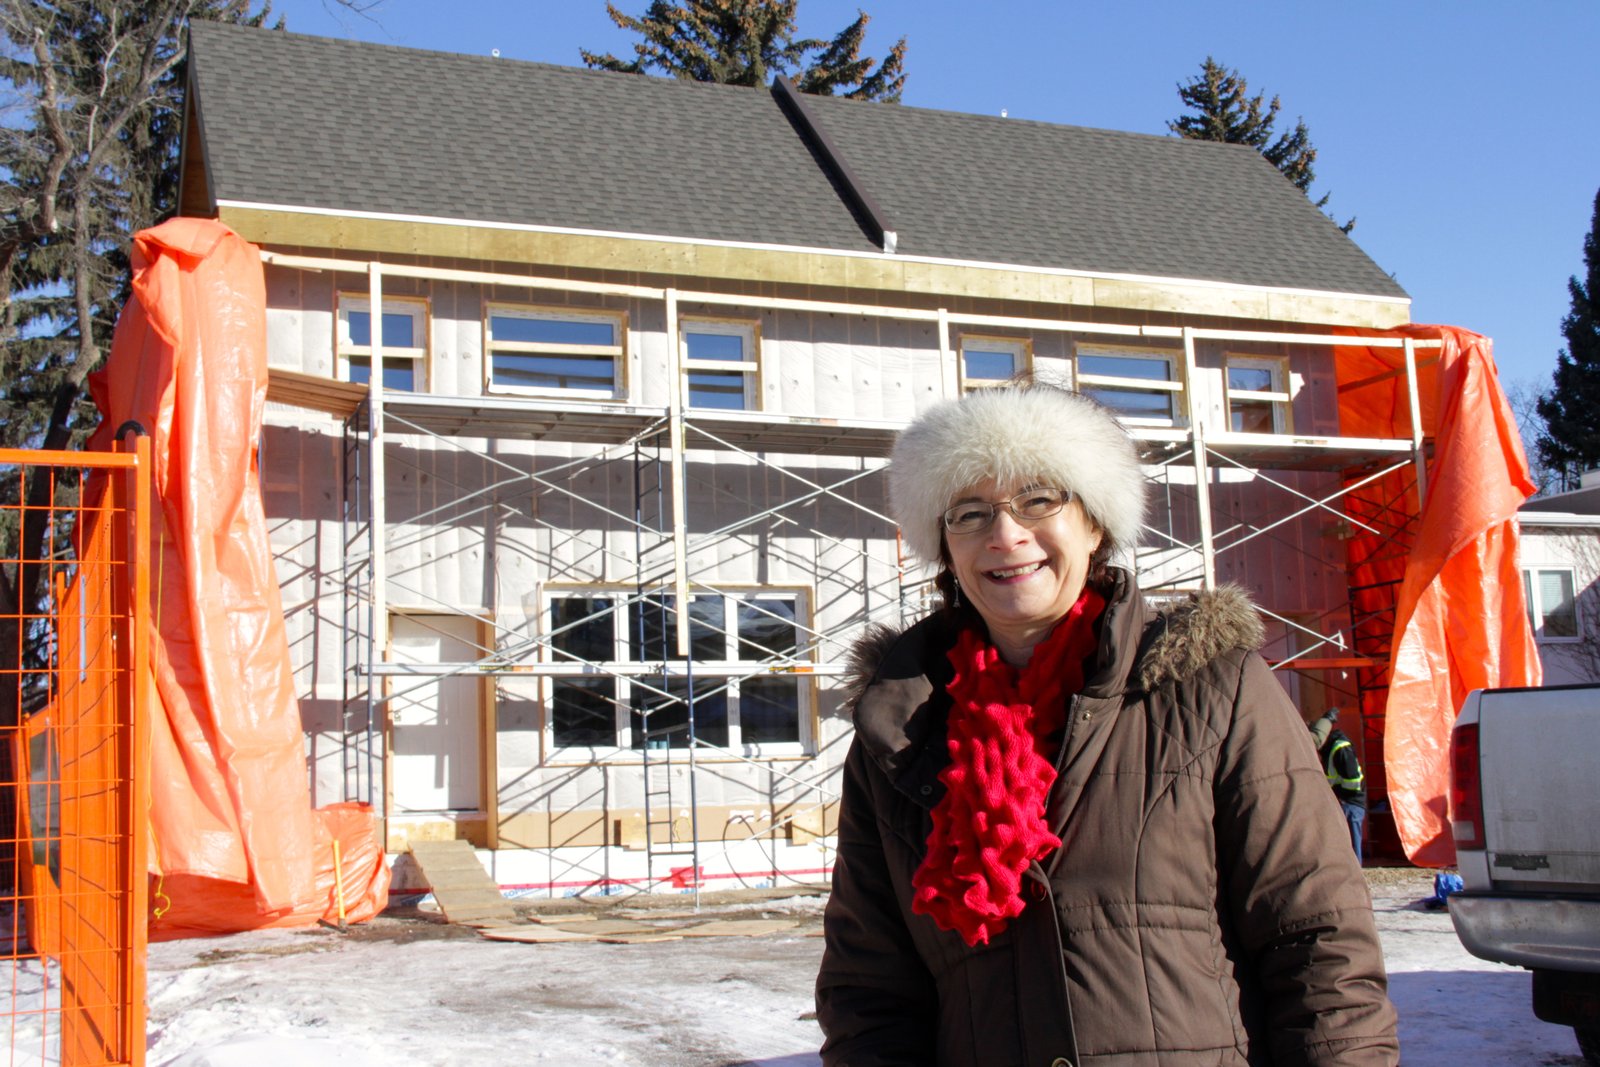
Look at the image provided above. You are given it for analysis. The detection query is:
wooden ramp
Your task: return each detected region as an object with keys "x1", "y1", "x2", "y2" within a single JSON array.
[{"x1": 407, "y1": 840, "x2": 518, "y2": 925}]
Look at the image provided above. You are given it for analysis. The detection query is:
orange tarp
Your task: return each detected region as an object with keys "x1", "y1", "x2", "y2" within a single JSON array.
[
  {"x1": 1336, "y1": 325, "x2": 1541, "y2": 867},
  {"x1": 86, "y1": 217, "x2": 387, "y2": 937}
]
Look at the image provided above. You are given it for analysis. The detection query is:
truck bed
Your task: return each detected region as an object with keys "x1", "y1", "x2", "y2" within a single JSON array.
[{"x1": 1458, "y1": 684, "x2": 1600, "y2": 894}]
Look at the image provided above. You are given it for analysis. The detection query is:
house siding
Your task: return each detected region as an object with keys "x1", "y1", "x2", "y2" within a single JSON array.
[{"x1": 257, "y1": 252, "x2": 1362, "y2": 889}]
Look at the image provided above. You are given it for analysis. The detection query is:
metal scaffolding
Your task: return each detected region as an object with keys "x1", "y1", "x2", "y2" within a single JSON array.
[{"x1": 261, "y1": 250, "x2": 1440, "y2": 886}]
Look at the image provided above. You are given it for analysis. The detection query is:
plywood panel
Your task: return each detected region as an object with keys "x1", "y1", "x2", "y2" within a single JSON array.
[
  {"x1": 810, "y1": 310, "x2": 854, "y2": 419},
  {"x1": 407, "y1": 839, "x2": 517, "y2": 924}
]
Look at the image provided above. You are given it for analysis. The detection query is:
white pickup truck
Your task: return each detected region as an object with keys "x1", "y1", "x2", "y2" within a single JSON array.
[{"x1": 1448, "y1": 683, "x2": 1600, "y2": 1063}]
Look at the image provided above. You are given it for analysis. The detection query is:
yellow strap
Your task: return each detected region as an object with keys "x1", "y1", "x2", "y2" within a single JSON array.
[{"x1": 148, "y1": 526, "x2": 172, "y2": 922}]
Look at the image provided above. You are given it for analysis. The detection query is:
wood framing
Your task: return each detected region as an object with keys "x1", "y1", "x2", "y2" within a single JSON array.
[
  {"x1": 1222, "y1": 352, "x2": 1295, "y2": 435},
  {"x1": 678, "y1": 314, "x2": 764, "y2": 412},
  {"x1": 480, "y1": 299, "x2": 632, "y2": 402},
  {"x1": 955, "y1": 333, "x2": 1034, "y2": 392},
  {"x1": 335, "y1": 290, "x2": 432, "y2": 393},
  {"x1": 226, "y1": 205, "x2": 1413, "y2": 331}
]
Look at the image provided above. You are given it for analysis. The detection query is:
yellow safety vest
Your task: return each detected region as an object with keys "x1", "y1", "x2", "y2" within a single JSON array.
[{"x1": 1325, "y1": 738, "x2": 1364, "y2": 792}]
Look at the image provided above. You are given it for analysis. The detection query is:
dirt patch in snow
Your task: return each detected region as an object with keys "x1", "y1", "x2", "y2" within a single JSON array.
[{"x1": 351, "y1": 872, "x2": 1435, "y2": 945}]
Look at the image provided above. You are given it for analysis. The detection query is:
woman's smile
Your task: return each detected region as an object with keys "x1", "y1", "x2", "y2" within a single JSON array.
[{"x1": 985, "y1": 561, "x2": 1045, "y2": 581}]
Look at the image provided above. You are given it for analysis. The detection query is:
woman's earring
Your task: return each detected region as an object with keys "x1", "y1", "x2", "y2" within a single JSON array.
[{"x1": 952, "y1": 579, "x2": 961, "y2": 608}]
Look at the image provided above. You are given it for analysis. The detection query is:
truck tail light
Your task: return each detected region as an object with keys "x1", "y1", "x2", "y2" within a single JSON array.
[{"x1": 1450, "y1": 721, "x2": 1485, "y2": 851}]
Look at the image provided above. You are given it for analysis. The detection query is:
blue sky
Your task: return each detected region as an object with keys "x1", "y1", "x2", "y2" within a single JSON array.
[{"x1": 269, "y1": 0, "x2": 1600, "y2": 394}]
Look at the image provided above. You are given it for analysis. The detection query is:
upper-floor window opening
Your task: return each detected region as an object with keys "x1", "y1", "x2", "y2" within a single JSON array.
[
  {"x1": 958, "y1": 336, "x2": 1031, "y2": 392},
  {"x1": 1523, "y1": 567, "x2": 1580, "y2": 642},
  {"x1": 486, "y1": 305, "x2": 626, "y2": 399},
  {"x1": 338, "y1": 295, "x2": 428, "y2": 392},
  {"x1": 1225, "y1": 355, "x2": 1291, "y2": 433},
  {"x1": 682, "y1": 319, "x2": 758, "y2": 410},
  {"x1": 1074, "y1": 345, "x2": 1183, "y2": 425}
]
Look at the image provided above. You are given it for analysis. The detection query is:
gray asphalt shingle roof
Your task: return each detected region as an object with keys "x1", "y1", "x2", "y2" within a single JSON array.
[{"x1": 186, "y1": 22, "x2": 1407, "y2": 299}]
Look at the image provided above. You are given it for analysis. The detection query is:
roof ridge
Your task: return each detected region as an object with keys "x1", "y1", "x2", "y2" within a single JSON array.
[
  {"x1": 189, "y1": 20, "x2": 813, "y2": 104},
  {"x1": 191, "y1": 20, "x2": 1258, "y2": 151}
]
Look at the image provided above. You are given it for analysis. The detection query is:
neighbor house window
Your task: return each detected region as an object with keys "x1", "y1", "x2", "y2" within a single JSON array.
[
  {"x1": 1225, "y1": 356, "x2": 1291, "y2": 433},
  {"x1": 338, "y1": 296, "x2": 428, "y2": 392},
  {"x1": 486, "y1": 305, "x2": 626, "y2": 398},
  {"x1": 546, "y1": 589, "x2": 808, "y2": 753},
  {"x1": 682, "y1": 319, "x2": 758, "y2": 410},
  {"x1": 958, "y1": 336, "x2": 1030, "y2": 392},
  {"x1": 1074, "y1": 345, "x2": 1182, "y2": 424},
  {"x1": 1523, "y1": 568, "x2": 1580, "y2": 641}
]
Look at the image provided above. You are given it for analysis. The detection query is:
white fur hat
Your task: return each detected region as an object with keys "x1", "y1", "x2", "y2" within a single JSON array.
[{"x1": 889, "y1": 385, "x2": 1145, "y2": 565}]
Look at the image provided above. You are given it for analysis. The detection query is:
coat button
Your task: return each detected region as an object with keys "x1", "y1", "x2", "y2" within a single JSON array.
[
  {"x1": 1050, "y1": 1058, "x2": 1073, "y2": 1067},
  {"x1": 919, "y1": 784, "x2": 932, "y2": 796}
]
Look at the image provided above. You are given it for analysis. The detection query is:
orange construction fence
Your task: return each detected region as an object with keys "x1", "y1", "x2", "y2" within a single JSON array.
[{"x1": 2, "y1": 434, "x2": 151, "y2": 1067}]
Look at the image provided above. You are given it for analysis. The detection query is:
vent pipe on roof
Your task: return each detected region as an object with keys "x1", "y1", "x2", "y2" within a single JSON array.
[{"x1": 773, "y1": 75, "x2": 897, "y2": 255}]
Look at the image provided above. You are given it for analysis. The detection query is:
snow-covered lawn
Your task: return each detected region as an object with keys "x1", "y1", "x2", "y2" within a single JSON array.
[{"x1": 7, "y1": 871, "x2": 1589, "y2": 1066}]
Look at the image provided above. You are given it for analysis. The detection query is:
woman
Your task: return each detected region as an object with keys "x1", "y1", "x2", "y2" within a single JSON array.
[{"x1": 816, "y1": 382, "x2": 1398, "y2": 1066}]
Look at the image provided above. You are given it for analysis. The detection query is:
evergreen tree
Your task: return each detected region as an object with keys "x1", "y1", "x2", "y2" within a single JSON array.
[
  {"x1": 1169, "y1": 56, "x2": 1352, "y2": 232},
  {"x1": 1537, "y1": 189, "x2": 1600, "y2": 491},
  {"x1": 582, "y1": 0, "x2": 906, "y2": 102},
  {"x1": 0, "y1": 0, "x2": 278, "y2": 895},
  {"x1": 1, "y1": 0, "x2": 278, "y2": 668}
]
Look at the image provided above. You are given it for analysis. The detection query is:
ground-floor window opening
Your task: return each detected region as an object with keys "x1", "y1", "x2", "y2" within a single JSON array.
[{"x1": 546, "y1": 589, "x2": 809, "y2": 754}]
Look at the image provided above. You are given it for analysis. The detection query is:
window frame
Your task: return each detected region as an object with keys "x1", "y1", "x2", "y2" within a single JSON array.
[
  {"x1": 1523, "y1": 567, "x2": 1582, "y2": 643},
  {"x1": 540, "y1": 586, "x2": 813, "y2": 760},
  {"x1": 1073, "y1": 343, "x2": 1185, "y2": 426},
  {"x1": 483, "y1": 302, "x2": 630, "y2": 400},
  {"x1": 957, "y1": 334, "x2": 1033, "y2": 392},
  {"x1": 680, "y1": 317, "x2": 761, "y2": 411},
  {"x1": 336, "y1": 294, "x2": 430, "y2": 393},
  {"x1": 1223, "y1": 354, "x2": 1292, "y2": 434}
]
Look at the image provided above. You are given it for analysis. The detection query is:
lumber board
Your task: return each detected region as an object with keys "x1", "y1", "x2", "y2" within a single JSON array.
[
  {"x1": 407, "y1": 839, "x2": 518, "y2": 924},
  {"x1": 592, "y1": 931, "x2": 684, "y2": 944},
  {"x1": 569, "y1": 919, "x2": 668, "y2": 937},
  {"x1": 477, "y1": 925, "x2": 597, "y2": 944},
  {"x1": 676, "y1": 919, "x2": 796, "y2": 938}
]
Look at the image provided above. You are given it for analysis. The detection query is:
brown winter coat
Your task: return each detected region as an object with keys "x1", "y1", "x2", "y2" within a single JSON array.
[{"x1": 815, "y1": 573, "x2": 1399, "y2": 1066}]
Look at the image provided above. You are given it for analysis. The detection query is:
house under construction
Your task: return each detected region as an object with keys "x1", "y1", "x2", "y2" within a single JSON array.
[{"x1": 175, "y1": 23, "x2": 1491, "y2": 894}]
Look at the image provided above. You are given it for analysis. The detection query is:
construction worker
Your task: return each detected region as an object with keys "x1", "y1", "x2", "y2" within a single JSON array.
[{"x1": 1311, "y1": 707, "x2": 1366, "y2": 862}]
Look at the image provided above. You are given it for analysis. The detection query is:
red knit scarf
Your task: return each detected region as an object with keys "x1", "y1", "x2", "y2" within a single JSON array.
[{"x1": 910, "y1": 588, "x2": 1105, "y2": 946}]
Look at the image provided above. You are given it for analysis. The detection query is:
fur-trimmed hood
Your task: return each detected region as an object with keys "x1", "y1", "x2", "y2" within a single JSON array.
[{"x1": 1135, "y1": 584, "x2": 1265, "y2": 691}]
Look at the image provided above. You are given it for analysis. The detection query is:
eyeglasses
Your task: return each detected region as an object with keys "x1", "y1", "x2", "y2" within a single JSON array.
[{"x1": 941, "y1": 487, "x2": 1074, "y2": 535}]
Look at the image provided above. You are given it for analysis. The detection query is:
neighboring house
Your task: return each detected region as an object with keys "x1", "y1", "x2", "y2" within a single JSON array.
[
  {"x1": 1519, "y1": 472, "x2": 1600, "y2": 686},
  {"x1": 178, "y1": 22, "x2": 1436, "y2": 891}
]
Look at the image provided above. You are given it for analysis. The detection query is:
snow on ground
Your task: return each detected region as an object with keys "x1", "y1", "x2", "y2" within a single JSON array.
[
  {"x1": 5, "y1": 871, "x2": 1590, "y2": 1066},
  {"x1": 142, "y1": 894, "x2": 830, "y2": 1067},
  {"x1": 1370, "y1": 878, "x2": 1586, "y2": 1067}
]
